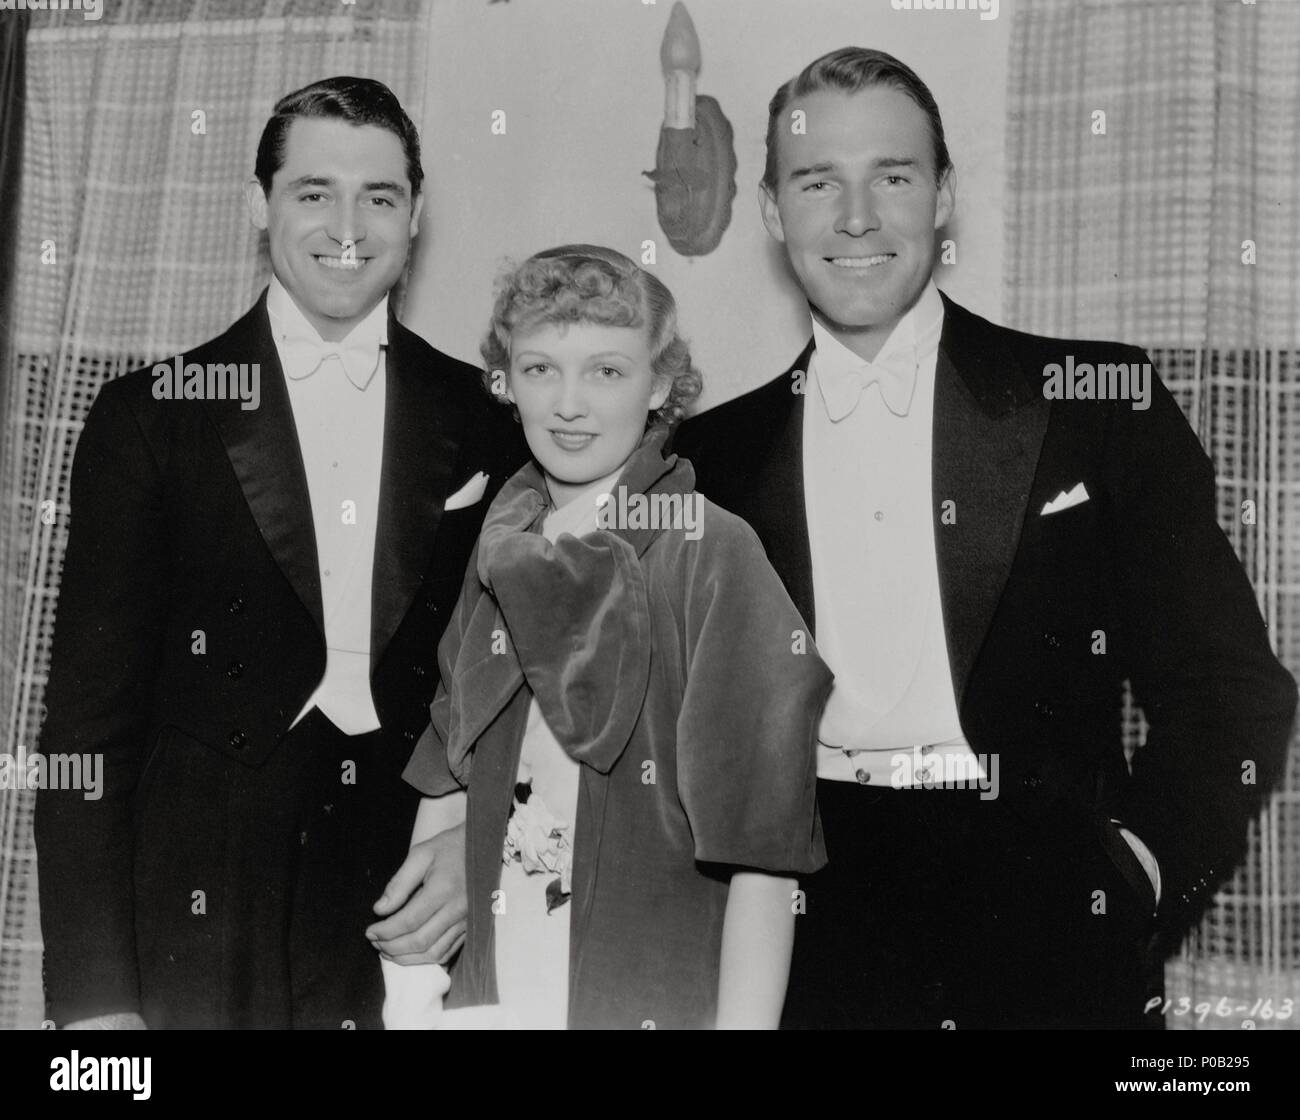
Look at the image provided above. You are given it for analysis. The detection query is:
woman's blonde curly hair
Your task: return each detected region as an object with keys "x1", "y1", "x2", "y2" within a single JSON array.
[{"x1": 480, "y1": 244, "x2": 702, "y2": 427}]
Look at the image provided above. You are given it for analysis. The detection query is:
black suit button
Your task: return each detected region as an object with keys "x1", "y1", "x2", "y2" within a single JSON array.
[
  {"x1": 230, "y1": 730, "x2": 248, "y2": 750},
  {"x1": 1022, "y1": 775, "x2": 1042, "y2": 791},
  {"x1": 413, "y1": 665, "x2": 428, "y2": 679},
  {"x1": 403, "y1": 729, "x2": 417, "y2": 742},
  {"x1": 227, "y1": 660, "x2": 244, "y2": 679},
  {"x1": 1033, "y1": 699, "x2": 1054, "y2": 719},
  {"x1": 229, "y1": 596, "x2": 245, "y2": 614},
  {"x1": 1042, "y1": 630, "x2": 1061, "y2": 650},
  {"x1": 424, "y1": 595, "x2": 438, "y2": 612}
]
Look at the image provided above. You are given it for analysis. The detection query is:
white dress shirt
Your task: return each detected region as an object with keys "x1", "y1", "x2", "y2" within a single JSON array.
[
  {"x1": 267, "y1": 277, "x2": 388, "y2": 736},
  {"x1": 803, "y1": 281, "x2": 982, "y2": 785}
]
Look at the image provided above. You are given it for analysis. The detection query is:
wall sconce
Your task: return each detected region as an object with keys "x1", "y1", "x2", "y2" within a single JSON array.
[{"x1": 644, "y1": 2, "x2": 737, "y2": 257}]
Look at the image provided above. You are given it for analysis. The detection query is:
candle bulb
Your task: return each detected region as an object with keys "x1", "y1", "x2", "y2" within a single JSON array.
[{"x1": 661, "y1": 1, "x2": 700, "y2": 130}]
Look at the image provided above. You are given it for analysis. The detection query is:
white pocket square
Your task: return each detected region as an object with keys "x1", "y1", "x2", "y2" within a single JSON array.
[
  {"x1": 444, "y1": 471, "x2": 489, "y2": 511},
  {"x1": 1040, "y1": 482, "x2": 1089, "y2": 516}
]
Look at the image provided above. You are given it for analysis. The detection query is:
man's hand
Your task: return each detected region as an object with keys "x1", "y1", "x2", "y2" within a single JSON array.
[
  {"x1": 63, "y1": 1013, "x2": 147, "y2": 1030},
  {"x1": 367, "y1": 822, "x2": 467, "y2": 965}
]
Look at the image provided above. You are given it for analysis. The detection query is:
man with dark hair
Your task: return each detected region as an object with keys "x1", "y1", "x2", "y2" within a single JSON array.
[
  {"x1": 674, "y1": 47, "x2": 1296, "y2": 1029},
  {"x1": 254, "y1": 76, "x2": 425, "y2": 199},
  {"x1": 36, "y1": 76, "x2": 523, "y2": 1029}
]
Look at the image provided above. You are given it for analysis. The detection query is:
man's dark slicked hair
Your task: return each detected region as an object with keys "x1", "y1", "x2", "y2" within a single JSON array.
[
  {"x1": 254, "y1": 76, "x2": 423, "y2": 197},
  {"x1": 762, "y1": 47, "x2": 952, "y2": 194}
]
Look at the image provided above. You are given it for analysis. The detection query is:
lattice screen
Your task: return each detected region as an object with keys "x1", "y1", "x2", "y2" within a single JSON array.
[{"x1": 1007, "y1": 0, "x2": 1300, "y2": 1028}]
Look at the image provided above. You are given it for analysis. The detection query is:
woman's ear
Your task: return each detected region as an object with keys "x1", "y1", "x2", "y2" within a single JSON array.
[{"x1": 649, "y1": 373, "x2": 672, "y2": 413}]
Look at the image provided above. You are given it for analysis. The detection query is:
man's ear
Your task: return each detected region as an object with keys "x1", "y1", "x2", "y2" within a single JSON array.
[
  {"x1": 758, "y1": 183, "x2": 786, "y2": 244},
  {"x1": 245, "y1": 177, "x2": 269, "y2": 231},
  {"x1": 409, "y1": 191, "x2": 425, "y2": 239},
  {"x1": 934, "y1": 167, "x2": 955, "y2": 230}
]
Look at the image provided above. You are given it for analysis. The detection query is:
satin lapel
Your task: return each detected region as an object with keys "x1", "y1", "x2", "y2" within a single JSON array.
[
  {"x1": 752, "y1": 341, "x2": 817, "y2": 632},
  {"x1": 205, "y1": 294, "x2": 324, "y2": 634},
  {"x1": 932, "y1": 298, "x2": 1050, "y2": 705},
  {"x1": 370, "y1": 318, "x2": 463, "y2": 669}
]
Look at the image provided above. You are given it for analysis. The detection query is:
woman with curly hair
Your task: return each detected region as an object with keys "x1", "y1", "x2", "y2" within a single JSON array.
[{"x1": 389, "y1": 245, "x2": 831, "y2": 1029}]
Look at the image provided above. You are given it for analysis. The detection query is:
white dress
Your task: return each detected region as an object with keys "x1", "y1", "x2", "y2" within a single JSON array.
[{"x1": 490, "y1": 472, "x2": 618, "y2": 1030}]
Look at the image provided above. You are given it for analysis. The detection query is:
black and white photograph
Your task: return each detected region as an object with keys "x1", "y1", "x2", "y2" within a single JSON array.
[{"x1": 0, "y1": 0, "x2": 1295, "y2": 1092}]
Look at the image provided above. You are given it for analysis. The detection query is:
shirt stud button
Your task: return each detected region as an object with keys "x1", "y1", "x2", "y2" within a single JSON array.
[
  {"x1": 855, "y1": 768, "x2": 871, "y2": 785},
  {"x1": 873, "y1": 510, "x2": 884, "y2": 521}
]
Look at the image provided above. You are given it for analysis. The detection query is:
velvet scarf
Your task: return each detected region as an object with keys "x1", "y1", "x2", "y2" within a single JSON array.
[{"x1": 445, "y1": 427, "x2": 695, "y2": 780}]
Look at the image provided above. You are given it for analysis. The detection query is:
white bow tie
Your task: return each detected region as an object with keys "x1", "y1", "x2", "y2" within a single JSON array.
[
  {"x1": 280, "y1": 331, "x2": 383, "y2": 390},
  {"x1": 819, "y1": 348, "x2": 919, "y2": 421}
]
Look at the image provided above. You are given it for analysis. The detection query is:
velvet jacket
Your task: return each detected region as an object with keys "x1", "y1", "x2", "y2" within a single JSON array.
[{"x1": 404, "y1": 431, "x2": 833, "y2": 1029}]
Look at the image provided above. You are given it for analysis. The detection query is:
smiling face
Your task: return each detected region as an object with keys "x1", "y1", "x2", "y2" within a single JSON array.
[
  {"x1": 761, "y1": 85, "x2": 954, "y2": 362},
  {"x1": 245, "y1": 117, "x2": 422, "y2": 341},
  {"x1": 506, "y1": 321, "x2": 670, "y2": 508}
]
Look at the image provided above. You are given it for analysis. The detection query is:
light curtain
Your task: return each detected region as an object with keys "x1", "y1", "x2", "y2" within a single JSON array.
[
  {"x1": 1006, "y1": 0, "x2": 1300, "y2": 1028},
  {"x1": 0, "y1": 0, "x2": 430, "y2": 1030}
]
